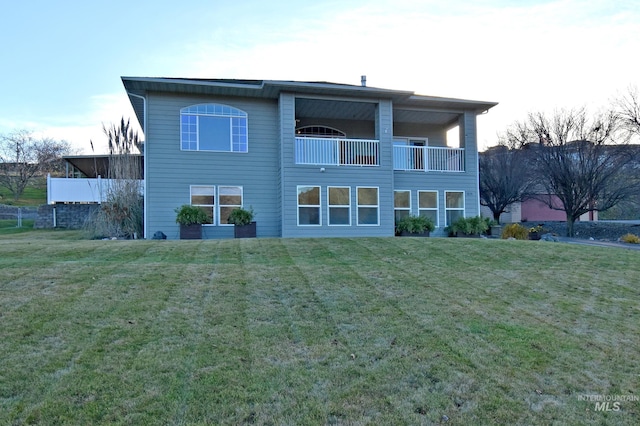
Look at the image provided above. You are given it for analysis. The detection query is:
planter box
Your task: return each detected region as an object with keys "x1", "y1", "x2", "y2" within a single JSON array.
[
  {"x1": 528, "y1": 231, "x2": 541, "y2": 240},
  {"x1": 398, "y1": 230, "x2": 430, "y2": 237},
  {"x1": 179, "y1": 224, "x2": 202, "y2": 239},
  {"x1": 234, "y1": 222, "x2": 256, "y2": 238},
  {"x1": 490, "y1": 225, "x2": 502, "y2": 237}
]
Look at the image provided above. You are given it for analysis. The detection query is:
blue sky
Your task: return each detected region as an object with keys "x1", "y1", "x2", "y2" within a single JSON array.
[{"x1": 1, "y1": 0, "x2": 638, "y2": 153}]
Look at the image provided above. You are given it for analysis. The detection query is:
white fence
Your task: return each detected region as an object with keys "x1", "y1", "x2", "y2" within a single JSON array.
[
  {"x1": 393, "y1": 146, "x2": 465, "y2": 172},
  {"x1": 295, "y1": 137, "x2": 380, "y2": 166},
  {"x1": 47, "y1": 175, "x2": 144, "y2": 204}
]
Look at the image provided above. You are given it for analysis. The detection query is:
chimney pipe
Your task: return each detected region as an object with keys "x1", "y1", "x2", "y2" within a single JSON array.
[{"x1": 361, "y1": 75, "x2": 366, "y2": 87}]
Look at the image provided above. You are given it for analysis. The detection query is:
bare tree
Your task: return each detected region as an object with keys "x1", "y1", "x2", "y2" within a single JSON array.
[
  {"x1": 506, "y1": 108, "x2": 639, "y2": 237},
  {"x1": 615, "y1": 85, "x2": 640, "y2": 142},
  {"x1": 0, "y1": 130, "x2": 70, "y2": 201},
  {"x1": 479, "y1": 143, "x2": 533, "y2": 223}
]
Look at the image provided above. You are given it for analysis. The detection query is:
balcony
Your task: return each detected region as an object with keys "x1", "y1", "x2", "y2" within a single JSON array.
[
  {"x1": 47, "y1": 175, "x2": 144, "y2": 204},
  {"x1": 295, "y1": 137, "x2": 379, "y2": 166},
  {"x1": 393, "y1": 145, "x2": 465, "y2": 172}
]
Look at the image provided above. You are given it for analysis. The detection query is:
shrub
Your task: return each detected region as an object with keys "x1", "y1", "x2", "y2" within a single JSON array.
[
  {"x1": 227, "y1": 208, "x2": 254, "y2": 226},
  {"x1": 501, "y1": 223, "x2": 529, "y2": 240},
  {"x1": 396, "y1": 215, "x2": 435, "y2": 234},
  {"x1": 446, "y1": 216, "x2": 489, "y2": 236},
  {"x1": 175, "y1": 205, "x2": 209, "y2": 225},
  {"x1": 620, "y1": 233, "x2": 640, "y2": 244},
  {"x1": 84, "y1": 189, "x2": 143, "y2": 239}
]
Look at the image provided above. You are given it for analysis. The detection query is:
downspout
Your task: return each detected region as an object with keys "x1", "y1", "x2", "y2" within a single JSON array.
[
  {"x1": 476, "y1": 109, "x2": 489, "y2": 218},
  {"x1": 127, "y1": 92, "x2": 147, "y2": 238}
]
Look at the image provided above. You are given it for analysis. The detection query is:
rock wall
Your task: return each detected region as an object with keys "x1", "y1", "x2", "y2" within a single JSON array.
[{"x1": 34, "y1": 204, "x2": 100, "y2": 229}]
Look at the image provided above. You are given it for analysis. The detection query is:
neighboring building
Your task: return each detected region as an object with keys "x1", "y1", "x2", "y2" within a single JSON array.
[
  {"x1": 122, "y1": 77, "x2": 497, "y2": 239},
  {"x1": 481, "y1": 198, "x2": 596, "y2": 224}
]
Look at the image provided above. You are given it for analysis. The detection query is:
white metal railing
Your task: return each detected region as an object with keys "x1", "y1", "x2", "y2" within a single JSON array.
[
  {"x1": 295, "y1": 137, "x2": 379, "y2": 166},
  {"x1": 393, "y1": 146, "x2": 465, "y2": 172},
  {"x1": 47, "y1": 174, "x2": 144, "y2": 204}
]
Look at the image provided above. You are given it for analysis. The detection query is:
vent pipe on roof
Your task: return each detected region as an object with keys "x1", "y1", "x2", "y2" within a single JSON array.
[{"x1": 361, "y1": 75, "x2": 366, "y2": 87}]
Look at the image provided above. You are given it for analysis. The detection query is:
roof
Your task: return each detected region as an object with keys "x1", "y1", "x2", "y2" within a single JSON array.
[
  {"x1": 64, "y1": 155, "x2": 143, "y2": 178},
  {"x1": 122, "y1": 77, "x2": 498, "y2": 131}
]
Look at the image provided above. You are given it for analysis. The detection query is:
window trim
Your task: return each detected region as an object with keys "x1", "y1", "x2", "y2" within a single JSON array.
[
  {"x1": 297, "y1": 185, "x2": 322, "y2": 226},
  {"x1": 180, "y1": 103, "x2": 248, "y2": 153},
  {"x1": 188, "y1": 184, "x2": 244, "y2": 226},
  {"x1": 356, "y1": 186, "x2": 380, "y2": 226},
  {"x1": 328, "y1": 186, "x2": 351, "y2": 226},
  {"x1": 296, "y1": 125, "x2": 346, "y2": 138},
  {"x1": 418, "y1": 190, "x2": 439, "y2": 227},
  {"x1": 444, "y1": 190, "x2": 465, "y2": 226},
  {"x1": 394, "y1": 189, "x2": 411, "y2": 224},
  {"x1": 190, "y1": 185, "x2": 215, "y2": 226},
  {"x1": 218, "y1": 185, "x2": 244, "y2": 226}
]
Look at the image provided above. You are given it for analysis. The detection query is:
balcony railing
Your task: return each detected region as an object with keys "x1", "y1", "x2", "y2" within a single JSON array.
[
  {"x1": 47, "y1": 175, "x2": 144, "y2": 204},
  {"x1": 393, "y1": 145, "x2": 465, "y2": 172},
  {"x1": 295, "y1": 137, "x2": 379, "y2": 166}
]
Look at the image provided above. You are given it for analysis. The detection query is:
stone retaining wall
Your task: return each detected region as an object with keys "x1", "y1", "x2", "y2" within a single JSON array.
[{"x1": 34, "y1": 204, "x2": 100, "y2": 229}]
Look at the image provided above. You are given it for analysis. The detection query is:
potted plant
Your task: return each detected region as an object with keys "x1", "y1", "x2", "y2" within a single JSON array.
[
  {"x1": 396, "y1": 215, "x2": 435, "y2": 237},
  {"x1": 528, "y1": 224, "x2": 544, "y2": 240},
  {"x1": 175, "y1": 204, "x2": 209, "y2": 239},
  {"x1": 487, "y1": 218, "x2": 502, "y2": 237},
  {"x1": 228, "y1": 207, "x2": 256, "y2": 238}
]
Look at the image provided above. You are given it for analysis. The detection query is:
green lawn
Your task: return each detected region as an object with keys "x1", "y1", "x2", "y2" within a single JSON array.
[
  {"x1": 0, "y1": 176, "x2": 47, "y2": 206},
  {"x1": 1, "y1": 235, "x2": 638, "y2": 424}
]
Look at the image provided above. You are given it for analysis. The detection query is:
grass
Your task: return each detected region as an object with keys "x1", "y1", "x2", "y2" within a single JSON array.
[
  {"x1": 0, "y1": 176, "x2": 47, "y2": 206},
  {"x1": 1, "y1": 234, "x2": 639, "y2": 424}
]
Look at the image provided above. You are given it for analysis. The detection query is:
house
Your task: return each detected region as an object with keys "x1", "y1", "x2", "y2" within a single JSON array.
[{"x1": 121, "y1": 77, "x2": 497, "y2": 239}]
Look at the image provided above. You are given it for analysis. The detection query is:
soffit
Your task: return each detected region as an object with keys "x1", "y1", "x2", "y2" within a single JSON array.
[
  {"x1": 64, "y1": 155, "x2": 144, "y2": 178},
  {"x1": 295, "y1": 98, "x2": 376, "y2": 121},
  {"x1": 122, "y1": 77, "x2": 498, "y2": 129}
]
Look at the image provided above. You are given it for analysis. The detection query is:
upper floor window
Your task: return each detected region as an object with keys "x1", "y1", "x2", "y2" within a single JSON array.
[
  {"x1": 296, "y1": 126, "x2": 346, "y2": 138},
  {"x1": 181, "y1": 104, "x2": 248, "y2": 152}
]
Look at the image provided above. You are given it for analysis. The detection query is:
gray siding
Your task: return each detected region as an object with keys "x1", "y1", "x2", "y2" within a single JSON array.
[
  {"x1": 145, "y1": 92, "x2": 280, "y2": 239},
  {"x1": 281, "y1": 96, "x2": 395, "y2": 237},
  {"x1": 144, "y1": 89, "x2": 482, "y2": 239}
]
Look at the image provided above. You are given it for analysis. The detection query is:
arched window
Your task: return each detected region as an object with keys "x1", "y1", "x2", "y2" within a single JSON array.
[
  {"x1": 295, "y1": 125, "x2": 346, "y2": 138},
  {"x1": 181, "y1": 104, "x2": 248, "y2": 152}
]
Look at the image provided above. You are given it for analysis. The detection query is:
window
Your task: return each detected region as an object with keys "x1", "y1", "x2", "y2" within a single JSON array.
[
  {"x1": 218, "y1": 186, "x2": 243, "y2": 225},
  {"x1": 394, "y1": 190, "x2": 411, "y2": 224},
  {"x1": 180, "y1": 104, "x2": 248, "y2": 152},
  {"x1": 190, "y1": 186, "x2": 215, "y2": 225},
  {"x1": 328, "y1": 186, "x2": 351, "y2": 225},
  {"x1": 357, "y1": 187, "x2": 379, "y2": 225},
  {"x1": 445, "y1": 191, "x2": 464, "y2": 225},
  {"x1": 298, "y1": 186, "x2": 321, "y2": 225},
  {"x1": 189, "y1": 185, "x2": 243, "y2": 225},
  {"x1": 296, "y1": 125, "x2": 346, "y2": 138},
  {"x1": 418, "y1": 191, "x2": 438, "y2": 226}
]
